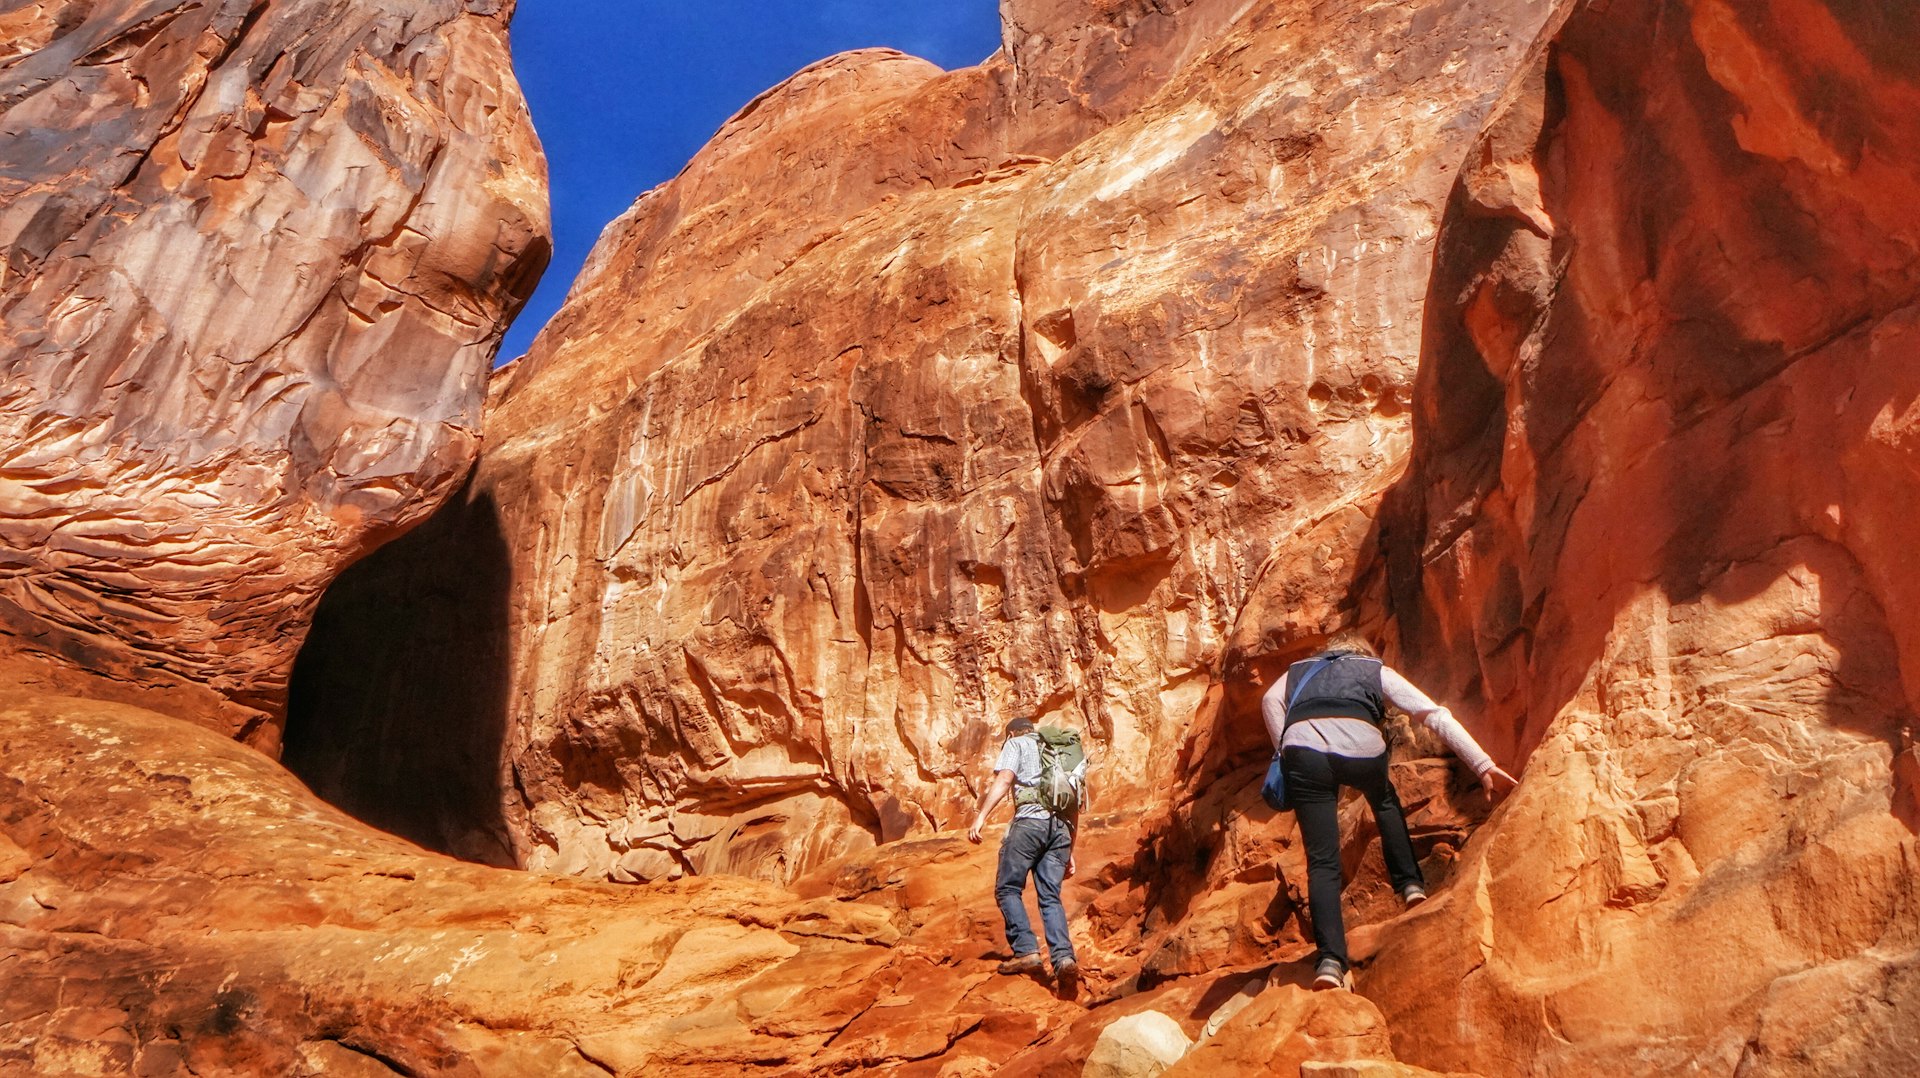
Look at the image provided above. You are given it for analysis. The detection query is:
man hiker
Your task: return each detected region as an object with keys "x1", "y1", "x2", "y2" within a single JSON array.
[
  {"x1": 1263, "y1": 631, "x2": 1518, "y2": 991},
  {"x1": 967, "y1": 717, "x2": 1085, "y2": 988}
]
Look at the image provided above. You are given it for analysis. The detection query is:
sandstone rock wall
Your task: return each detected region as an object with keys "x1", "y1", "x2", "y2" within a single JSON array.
[
  {"x1": 1353, "y1": 0, "x2": 1920, "y2": 1072},
  {"x1": 0, "y1": 0, "x2": 549, "y2": 745},
  {"x1": 7, "y1": 0, "x2": 1920, "y2": 1074},
  {"x1": 293, "y1": 0, "x2": 1555, "y2": 880}
]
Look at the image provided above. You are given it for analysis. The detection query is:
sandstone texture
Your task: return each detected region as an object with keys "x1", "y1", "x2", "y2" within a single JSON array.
[
  {"x1": 0, "y1": 0, "x2": 549, "y2": 745},
  {"x1": 1357, "y1": 1, "x2": 1920, "y2": 1073},
  {"x1": 1164, "y1": 982, "x2": 1392, "y2": 1075},
  {"x1": 7, "y1": 0, "x2": 1920, "y2": 1075},
  {"x1": 0, "y1": 690, "x2": 1426, "y2": 1077},
  {"x1": 295, "y1": 0, "x2": 1556, "y2": 882}
]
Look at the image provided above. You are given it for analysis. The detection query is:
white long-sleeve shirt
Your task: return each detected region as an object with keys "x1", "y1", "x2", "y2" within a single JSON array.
[{"x1": 1261, "y1": 662, "x2": 1495, "y2": 775}]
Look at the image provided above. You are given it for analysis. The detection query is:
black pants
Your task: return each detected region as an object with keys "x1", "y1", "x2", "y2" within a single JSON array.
[{"x1": 1284, "y1": 746, "x2": 1423, "y2": 970}]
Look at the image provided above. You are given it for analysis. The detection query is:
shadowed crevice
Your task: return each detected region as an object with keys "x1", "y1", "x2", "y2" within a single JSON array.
[{"x1": 282, "y1": 481, "x2": 515, "y2": 867}]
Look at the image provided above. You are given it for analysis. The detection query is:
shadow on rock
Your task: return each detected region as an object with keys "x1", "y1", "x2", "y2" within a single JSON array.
[{"x1": 283, "y1": 480, "x2": 515, "y2": 866}]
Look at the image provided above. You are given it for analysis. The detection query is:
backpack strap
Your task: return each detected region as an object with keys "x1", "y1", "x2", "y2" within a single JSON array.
[{"x1": 1008, "y1": 733, "x2": 1040, "y2": 806}]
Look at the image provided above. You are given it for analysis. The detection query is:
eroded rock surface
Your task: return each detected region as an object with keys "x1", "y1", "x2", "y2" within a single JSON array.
[
  {"x1": 0, "y1": 690, "x2": 1430, "y2": 1077},
  {"x1": 0, "y1": 0, "x2": 549, "y2": 745},
  {"x1": 11, "y1": 0, "x2": 1920, "y2": 1074},
  {"x1": 1358, "y1": 0, "x2": 1920, "y2": 1073},
  {"x1": 296, "y1": 0, "x2": 1554, "y2": 884}
]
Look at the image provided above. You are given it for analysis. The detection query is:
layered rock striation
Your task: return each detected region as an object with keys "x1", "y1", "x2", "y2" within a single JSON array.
[
  {"x1": 7, "y1": 0, "x2": 1920, "y2": 1074},
  {"x1": 0, "y1": 0, "x2": 549, "y2": 745},
  {"x1": 295, "y1": 0, "x2": 1557, "y2": 881},
  {"x1": 1361, "y1": 0, "x2": 1920, "y2": 1071},
  {"x1": 295, "y1": 0, "x2": 1918, "y2": 1071}
]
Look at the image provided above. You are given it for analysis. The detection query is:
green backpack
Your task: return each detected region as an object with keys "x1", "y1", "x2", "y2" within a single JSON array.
[{"x1": 1014, "y1": 726, "x2": 1087, "y2": 816}]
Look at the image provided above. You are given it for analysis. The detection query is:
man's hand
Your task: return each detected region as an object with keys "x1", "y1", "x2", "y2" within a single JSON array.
[
  {"x1": 1065, "y1": 854, "x2": 1077, "y2": 879},
  {"x1": 967, "y1": 820, "x2": 984, "y2": 844},
  {"x1": 1480, "y1": 765, "x2": 1519, "y2": 800}
]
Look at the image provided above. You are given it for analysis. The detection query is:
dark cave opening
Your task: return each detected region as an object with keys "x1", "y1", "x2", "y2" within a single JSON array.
[{"x1": 281, "y1": 480, "x2": 517, "y2": 867}]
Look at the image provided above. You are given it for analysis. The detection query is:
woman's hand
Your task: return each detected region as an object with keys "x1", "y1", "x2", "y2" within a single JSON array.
[{"x1": 1480, "y1": 765, "x2": 1519, "y2": 800}]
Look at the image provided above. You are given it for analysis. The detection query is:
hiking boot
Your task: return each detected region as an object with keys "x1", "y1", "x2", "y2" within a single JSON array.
[
  {"x1": 1312, "y1": 957, "x2": 1349, "y2": 991},
  {"x1": 1054, "y1": 958, "x2": 1079, "y2": 990},
  {"x1": 998, "y1": 952, "x2": 1045, "y2": 976},
  {"x1": 1401, "y1": 883, "x2": 1428, "y2": 908}
]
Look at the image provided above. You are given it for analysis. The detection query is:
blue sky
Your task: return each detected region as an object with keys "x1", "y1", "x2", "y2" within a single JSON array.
[{"x1": 501, "y1": 2, "x2": 1006, "y2": 360}]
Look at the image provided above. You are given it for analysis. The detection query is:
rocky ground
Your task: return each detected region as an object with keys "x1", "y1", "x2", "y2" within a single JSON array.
[{"x1": 0, "y1": 689, "x2": 1490, "y2": 1076}]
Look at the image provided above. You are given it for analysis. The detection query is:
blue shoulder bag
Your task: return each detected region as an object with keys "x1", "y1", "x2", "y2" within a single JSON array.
[{"x1": 1259, "y1": 655, "x2": 1337, "y2": 811}]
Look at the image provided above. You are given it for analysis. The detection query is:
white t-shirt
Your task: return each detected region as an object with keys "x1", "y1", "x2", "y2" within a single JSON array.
[{"x1": 1260, "y1": 662, "x2": 1495, "y2": 775}]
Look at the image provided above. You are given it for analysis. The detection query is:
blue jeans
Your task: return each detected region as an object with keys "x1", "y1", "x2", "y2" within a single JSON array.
[{"x1": 995, "y1": 815, "x2": 1075, "y2": 967}]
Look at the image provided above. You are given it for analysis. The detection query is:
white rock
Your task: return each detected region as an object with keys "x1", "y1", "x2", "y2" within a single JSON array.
[{"x1": 1083, "y1": 1010, "x2": 1194, "y2": 1078}]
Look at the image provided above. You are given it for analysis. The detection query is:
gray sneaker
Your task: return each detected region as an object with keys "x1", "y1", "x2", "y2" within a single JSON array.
[
  {"x1": 1312, "y1": 957, "x2": 1349, "y2": 991},
  {"x1": 1402, "y1": 883, "x2": 1429, "y2": 907}
]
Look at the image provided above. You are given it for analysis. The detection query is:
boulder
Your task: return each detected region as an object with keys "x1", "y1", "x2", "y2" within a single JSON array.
[
  {"x1": 1164, "y1": 984, "x2": 1394, "y2": 1075},
  {"x1": 1084, "y1": 1010, "x2": 1194, "y2": 1078}
]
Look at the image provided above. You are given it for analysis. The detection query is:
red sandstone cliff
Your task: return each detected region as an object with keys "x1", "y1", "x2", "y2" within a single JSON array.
[
  {"x1": 295, "y1": 0, "x2": 1556, "y2": 883},
  {"x1": 0, "y1": 0, "x2": 549, "y2": 745},
  {"x1": 1365, "y1": 0, "x2": 1920, "y2": 1070},
  {"x1": 4, "y1": 0, "x2": 1920, "y2": 1075}
]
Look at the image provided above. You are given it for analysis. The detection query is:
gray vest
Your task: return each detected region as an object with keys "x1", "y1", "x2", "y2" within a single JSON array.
[{"x1": 1282, "y1": 653, "x2": 1386, "y2": 728}]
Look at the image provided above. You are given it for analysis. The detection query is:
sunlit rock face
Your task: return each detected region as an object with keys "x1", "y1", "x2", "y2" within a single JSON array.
[
  {"x1": 8, "y1": 0, "x2": 1920, "y2": 1073},
  {"x1": 0, "y1": 690, "x2": 1221, "y2": 1076},
  {"x1": 0, "y1": 0, "x2": 549, "y2": 746},
  {"x1": 297, "y1": 0, "x2": 1554, "y2": 880},
  {"x1": 1355, "y1": 0, "x2": 1920, "y2": 1073}
]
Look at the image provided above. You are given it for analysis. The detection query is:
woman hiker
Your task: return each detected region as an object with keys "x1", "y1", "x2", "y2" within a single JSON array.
[{"x1": 1262, "y1": 630, "x2": 1519, "y2": 990}]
